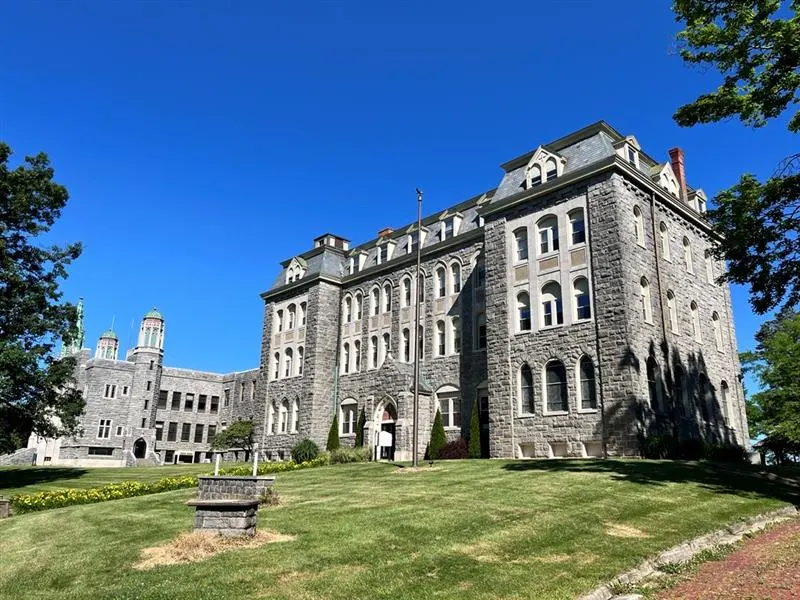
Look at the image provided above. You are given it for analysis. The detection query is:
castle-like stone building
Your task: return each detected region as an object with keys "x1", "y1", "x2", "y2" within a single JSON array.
[{"x1": 29, "y1": 121, "x2": 748, "y2": 466}]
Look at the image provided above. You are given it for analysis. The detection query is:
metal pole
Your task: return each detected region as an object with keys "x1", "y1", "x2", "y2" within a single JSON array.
[{"x1": 412, "y1": 188, "x2": 423, "y2": 467}]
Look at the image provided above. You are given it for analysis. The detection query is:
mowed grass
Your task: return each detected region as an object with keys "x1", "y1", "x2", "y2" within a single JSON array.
[
  {"x1": 0, "y1": 459, "x2": 798, "y2": 600},
  {"x1": 0, "y1": 464, "x2": 214, "y2": 496}
]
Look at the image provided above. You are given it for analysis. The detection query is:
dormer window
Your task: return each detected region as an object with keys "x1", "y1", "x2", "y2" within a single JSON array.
[
  {"x1": 525, "y1": 147, "x2": 565, "y2": 189},
  {"x1": 408, "y1": 231, "x2": 419, "y2": 255},
  {"x1": 627, "y1": 146, "x2": 638, "y2": 166},
  {"x1": 285, "y1": 258, "x2": 306, "y2": 285},
  {"x1": 379, "y1": 245, "x2": 388, "y2": 263},
  {"x1": 615, "y1": 135, "x2": 641, "y2": 169}
]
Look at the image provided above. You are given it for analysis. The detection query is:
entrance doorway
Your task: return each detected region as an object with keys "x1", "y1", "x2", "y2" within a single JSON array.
[
  {"x1": 478, "y1": 391, "x2": 490, "y2": 458},
  {"x1": 133, "y1": 438, "x2": 147, "y2": 459},
  {"x1": 376, "y1": 402, "x2": 397, "y2": 461}
]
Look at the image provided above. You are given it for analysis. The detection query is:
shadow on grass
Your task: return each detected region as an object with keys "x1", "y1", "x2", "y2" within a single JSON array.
[
  {"x1": 0, "y1": 467, "x2": 88, "y2": 494},
  {"x1": 502, "y1": 459, "x2": 800, "y2": 505}
]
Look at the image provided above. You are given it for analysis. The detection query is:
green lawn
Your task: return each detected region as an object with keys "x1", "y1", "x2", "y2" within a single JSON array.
[
  {"x1": 0, "y1": 459, "x2": 797, "y2": 600},
  {"x1": 0, "y1": 464, "x2": 214, "y2": 497}
]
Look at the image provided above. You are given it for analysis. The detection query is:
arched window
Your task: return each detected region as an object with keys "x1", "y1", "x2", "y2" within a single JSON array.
[
  {"x1": 297, "y1": 346, "x2": 304, "y2": 376},
  {"x1": 451, "y1": 263, "x2": 461, "y2": 294},
  {"x1": 570, "y1": 209, "x2": 586, "y2": 245},
  {"x1": 382, "y1": 283, "x2": 392, "y2": 313},
  {"x1": 667, "y1": 290, "x2": 678, "y2": 333},
  {"x1": 381, "y1": 332, "x2": 391, "y2": 364},
  {"x1": 343, "y1": 297, "x2": 352, "y2": 323},
  {"x1": 272, "y1": 352, "x2": 280, "y2": 380},
  {"x1": 545, "y1": 360, "x2": 568, "y2": 413},
  {"x1": 514, "y1": 228, "x2": 528, "y2": 262},
  {"x1": 279, "y1": 399, "x2": 289, "y2": 433},
  {"x1": 720, "y1": 380, "x2": 730, "y2": 423},
  {"x1": 451, "y1": 317, "x2": 461, "y2": 354},
  {"x1": 402, "y1": 328, "x2": 410, "y2": 362},
  {"x1": 402, "y1": 277, "x2": 412, "y2": 307},
  {"x1": 418, "y1": 325, "x2": 425, "y2": 360},
  {"x1": 287, "y1": 304, "x2": 296, "y2": 329},
  {"x1": 705, "y1": 249, "x2": 714, "y2": 284},
  {"x1": 353, "y1": 340, "x2": 361, "y2": 372},
  {"x1": 683, "y1": 237, "x2": 693, "y2": 273},
  {"x1": 276, "y1": 309, "x2": 284, "y2": 333},
  {"x1": 342, "y1": 343, "x2": 350, "y2": 374},
  {"x1": 691, "y1": 301, "x2": 701, "y2": 341},
  {"x1": 529, "y1": 164, "x2": 542, "y2": 187},
  {"x1": 475, "y1": 312, "x2": 487, "y2": 349},
  {"x1": 659, "y1": 222, "x2": 670, "y2": 260},
  {"x1": 370, "y1": 336, "x2": 378, "y2": 368},
  {"x1": 646, "y1": 357, "x2": 661, "y2": 412},
  {"x1": 520, "y1": 364, "x2": 534, "y2": 413},
  {"x1": 340, "y1": 400, "x2": 358, "y2": 435},
  {"x1": 640, "y1": 277, "x2": 653, "y2": 323},
  {"x1": 291, "y1": 398, "x2": 299, "y2": 433},
  {"x1": 578, "y1": 356, "x2": 597, "y2": 410},
  {"x1": 537, "y1": 216, "x2": 559, "y2": 255},
  {"x1": 475, "y1": 258, "x2": 486, "y2": 289},
  {"x1": 284, "y1": 348, "x2": 293, "y2": 378},
  {"x1": 299, "y1": 302, "x2": 307, "y2": 327},
  {"x1": 541, "y1": 282, "x2": 563, "y2": 327},
  {"x1": 418, "y1": 273, "x2": 426, "y2": 302},
  {"x1": 712, "y1": 311, "x2": 722, "y2": 350},
  {"x1": 436, "y1": 320, "x2": 446, "y2": 356},
  {"x1": 436, "y1": 266, "x2": 446, "y2": 298},
  {"x1": 435, "y1": 385, "x2": 461, "y2": 428},
  {"x1": 545, "y1": 157, "x2": 558, "y2": 181},
  {"x1": 517, "y1": 292, "x2": 531, "y2": 331},
  {"x1": 573, "y1": 277, "x2": 591, "y2": 321},
  {"x1": 633, "y1": 206, "x2": 645, "y2": 246},
  {"x1": 267, "y1": 402, "x2": 276, "y2": 435},
  {"x1": 354, "y1": 293, "x2": 363, "y2": 321},
  {"x1": 371, "y1": 287, "x2": 380, "y2": 316}
]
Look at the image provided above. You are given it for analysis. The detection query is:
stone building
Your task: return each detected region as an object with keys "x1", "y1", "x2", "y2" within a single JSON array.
[
  {"x1": 256, "y1": 121, "x2": 748, "y2": 461},
  {"x1": 27, "y1": 120, "x2": 748, "y2": 466},
  {"x1": 28, "y1": 307, "x2": 258, "y2": 467}
]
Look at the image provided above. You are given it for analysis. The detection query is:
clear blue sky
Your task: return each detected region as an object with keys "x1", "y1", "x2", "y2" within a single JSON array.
[{"x1": 1, "y1": 1, "x2": 793, "y2": 380}]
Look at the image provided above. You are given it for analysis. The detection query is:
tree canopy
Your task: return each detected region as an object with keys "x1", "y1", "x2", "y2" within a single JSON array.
[
  {"x1": 741, "y1": 307, "x2": 800, "y2": 463},
  {"x1": 0, "y1": 142, "x2": 83, "y2": 454},
  {"x1": 673, "y1": 0, "x2": 800, "y2": 313},
  {"x1": 209, "y1": 419, "x2": 255, "y2": 461}
]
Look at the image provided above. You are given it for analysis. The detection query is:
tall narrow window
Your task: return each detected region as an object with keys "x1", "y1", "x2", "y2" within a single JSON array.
[
  {"x1": 541, "y1": 282, "x2": 563, "y2": 327},
  {"x1": 691, "y1": 301, "x2": 701, "y2": 341},
  {"x1": 370, "y1": 336, "x2": 378, "y2": 368},
  {"x1": 633, "y1": 206, "x2": 645, "y2": 246},
  {"x1": 291, "y1": 399, "x2": 299, "y2": 433},
  {"x1": 538, "y1": 216, "x2": 559, "y2": 254},
  {"x1": 402, "y1": 277, "x2": 412, "y2": 307},
  {"x1": 418, "y1": 274, "x2": 425, "y2": 303},
  {"x1": 344, "y1": 297, "x2": 352, "y2": 323},
  {"x1": 520, "y1": 364, "x2": 534, "y2": 413},
  {"x1": 279, "y1": 400, "x2": 289, "y2": 433},
  {"x1": 342, "y1": 343, "x2": 350, "y2": 374},
  {"x1": 573, "y1": 277, "x2": 591, "y2": 321},
  {"x1": 545, "y1": 157, "x2": 558, "y2": 181},
  {"x1": 712, "y1": 312, "x2": 722, "y2": 350},
  {"x1": 683, "y1": 237, "x2": 693, "y2": 273},
  {"x1": 476, "y1": 259, "x2": 486, "y2": 289},
  {"x1": 667, "y1": 290, "x2": 678, "y2": 333},
  {"x1": 418, "y1": 325, "x2": 425, "y2": 360},
  {"x1": 476, "y1": 312, "x2": 487, "y2": 350},
  {"x1": 646, "y1": 357, "x2": 661, "y2": 412},
  {"x1": 354, "y1": 340, "x2": 361, "y2": 371},
  {"x1": 517, "y1": 292, "x2": 531, "y2": 331},
  {"x1": 529, "y1": 164, "x2": 542, "y2": 187},
  {"x1": 545, "y1": 360, "x2": 568, "y2": 412},
  {"x1": 297, "y1": 346, "x2": 304, "y2": 376},
  {"x1": 570, "y1": 209, "x2": 586, "y2": 245},
  {"x1": 300, "y1": 302, "x2": 307, "y2": 326},
  {"x1": 267, "y1": 404, "x2": 275, "y2": 435},
  {"x1": 514, "y1": 228, "x2": 528, "y2": 262},
  {"x1": 382, "y1": 332, "x2": 391, "y2": 364},
  {"x1": 451, "y1": 263, "x2": 461, "y2": 293},
  {"x1": 659, "y1": 222, "x2": 670, "y2": 260},
  {"x1": 705, "y1": 250, "x2": 714, "y2": 284},
  {"x1": 436, "y1": 267, "x2": 446, "y2": 298},
  {"x1": 436, "y1": 320, "x2": 446, "y2": 356},
  {"x1": 402, "y1": 328, "x2": 410, "y2": 362},
  {"x1": 451, "y1": 317, "x2": 461, "y2": 354},
  {"x1": 354, "y1": 293, "x2": 362, "y2": 321},
  {"x1": 276, "y1": 309, "x2": 284, "y2": 333},
  {"x1": 382, "y1": 283, "x2": 392, "y2": 313},
  {"x1": 579, "y1": 356, "x2": 597, "y2": 410},
  {"x1": 371, "y1": 288, "x2": 380, "y2": 316},
  {"x1": 287, "y1": 304, "x2": 296, "y2": 329},
  {"x1": 273, "y1": 352, "x2": 280, "y2": 380},
  {"x1": 284, "y1": 348, "x2": 293, "y2": 378},
  {"x1": 640, "y1": 277, "x2": 653, "y2": 323},
  {"x1": 720, "y1": 380, "x2": 730, "y2": 424}
]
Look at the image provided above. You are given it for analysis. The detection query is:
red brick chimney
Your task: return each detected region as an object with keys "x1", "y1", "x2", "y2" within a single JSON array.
[
  {"x1": 668, "y1": 147, "x2": 688, "y2": 203},
  {"x1": 377, "y1": 227, "x2": 394, "y2": 238}
]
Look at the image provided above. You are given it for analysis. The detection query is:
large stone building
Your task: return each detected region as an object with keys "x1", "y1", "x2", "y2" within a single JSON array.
[{"x1": 28, "y1": 121, "x2": 748, "y2": 466}]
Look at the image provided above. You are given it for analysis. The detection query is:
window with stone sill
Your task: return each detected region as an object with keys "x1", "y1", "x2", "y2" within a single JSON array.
[
  {"x1": 578, "y1": 356, "x2": 597, "y2": 411},
  {"x1": 537, "y1": 216, "x2": 559, "y2": 255},
  {"x1": 541, "y1": 282, "x2": 563, "y2": 328},
  {"x1": 340, "y1": 401, "x2": 357, "y2": 435},
  {"x1": 451, "y1": 262, "x2": 462, "y2": 294},
  {"x1": 436, "y1": 387, "x2": 461, "y2": 428},
  {"x1": 475, "y1": 312, "x2": 487, "y2": 350},
  {"x1": 520, "y1": 364, "x2": 534, "y2": 414},
  {"x1": 573, "y1": 277, "x2": 591, "y2": 321},
  {"x1": 544, "y1": 360, "x2": 568, "y2": 413},
  {"x1": 514, "y1": 228, "x2": 529, "y2": 263},
  {"x1": 633, "y1": 206, "x2": 645, "y2": 247},
  {"x1": 569, "y1": 209, "x2": 586, "y2": 246}
]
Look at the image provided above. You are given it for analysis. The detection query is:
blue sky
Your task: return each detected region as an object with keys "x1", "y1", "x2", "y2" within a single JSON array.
[{"x1": 1, "y1": 1, "x2": 793, "y2": 381}]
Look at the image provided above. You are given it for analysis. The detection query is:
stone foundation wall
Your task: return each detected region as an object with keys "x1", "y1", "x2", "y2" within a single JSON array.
[{"x1": 190, "y1": 500, "x2": 258, "y2": 537}]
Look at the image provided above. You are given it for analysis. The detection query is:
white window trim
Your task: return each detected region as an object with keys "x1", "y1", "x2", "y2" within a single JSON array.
[{"x1": 339, "y1": 400, "x2": 358, "y2": 437}]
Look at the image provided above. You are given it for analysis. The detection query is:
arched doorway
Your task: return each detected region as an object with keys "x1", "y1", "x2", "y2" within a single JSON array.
[
  {"x1": 133, "y1": 438, "x2": 147, "y2": 459},
  {"x1": 373, "y1": 399, "x2": 397, "y2": 461}
]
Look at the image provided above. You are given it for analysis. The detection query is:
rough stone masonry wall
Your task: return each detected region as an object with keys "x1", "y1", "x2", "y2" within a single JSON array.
[{"x1": 197, "y1": 476, "x2": 274, "y2": 500}]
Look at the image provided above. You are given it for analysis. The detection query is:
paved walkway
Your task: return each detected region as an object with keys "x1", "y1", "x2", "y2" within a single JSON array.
[{"x1": 656, "y1": 519, "x2": 800, "y2": 600}]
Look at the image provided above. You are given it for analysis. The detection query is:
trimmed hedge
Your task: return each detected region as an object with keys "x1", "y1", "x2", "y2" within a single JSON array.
[
  {"x1": 215, "y1": 455, "x2": 329, "y2": 476},
  {"x1": 329, "y1": 447, "x2": 370, "y2": 464},
  {"x1": 10, "y1": 475, "x2": 199, "y2": 514}
]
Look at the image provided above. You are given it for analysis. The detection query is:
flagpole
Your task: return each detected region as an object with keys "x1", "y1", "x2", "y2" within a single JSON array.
[{"x1": 412, "y1": 188, "x2": 423, "y2": 467}]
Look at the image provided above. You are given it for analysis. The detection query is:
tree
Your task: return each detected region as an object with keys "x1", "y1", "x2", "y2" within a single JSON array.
[
  {"x1": 673, "y1": 0, "x2": 800, "y2": 313},
  {"x1": 0, "y1": 142, "x2": 83, "y2": 454},
  {"x1": 326, "y1": 415, "x2": 340, "y2": 451},
  {"x1": 354, "y1": 407, "x2": 366, "y2": 447},
  {"x1": 468, "y1": 399, "x2": 481, "y2": 458},
  {"x1": 209, "y1": 420, "x2": 255, "y2": 461},
  {"x1": 428, "y1": 409, "x2": 447, "y2": 460},
  {"x1": 741, "y1": 307, "x2": 800, "y2": 464}
]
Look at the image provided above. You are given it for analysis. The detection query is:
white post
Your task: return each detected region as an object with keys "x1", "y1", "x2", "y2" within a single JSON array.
[
  {"x1": 214, "y1": 453, "x2": 221, "y2": 476},
  {"x1": 252, "y1": 445, "x2": 259, "y2": 477}
]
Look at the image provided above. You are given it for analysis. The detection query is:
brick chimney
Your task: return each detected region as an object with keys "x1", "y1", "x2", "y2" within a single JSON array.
[
  {"x1": 668, "y1": 147, "x2": 688, "y2": 203},
  {"x1": 377, "y1": 227, "x2": 394, "y2": 238}
]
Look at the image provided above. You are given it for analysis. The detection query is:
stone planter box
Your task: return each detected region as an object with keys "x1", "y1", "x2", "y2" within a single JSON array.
[
  {"x1": 197, "y1": 476, "x2": 275, "y2": 501},
  {"x1": 186, "y1": 498, "x2": 259, "y2": 537}
]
